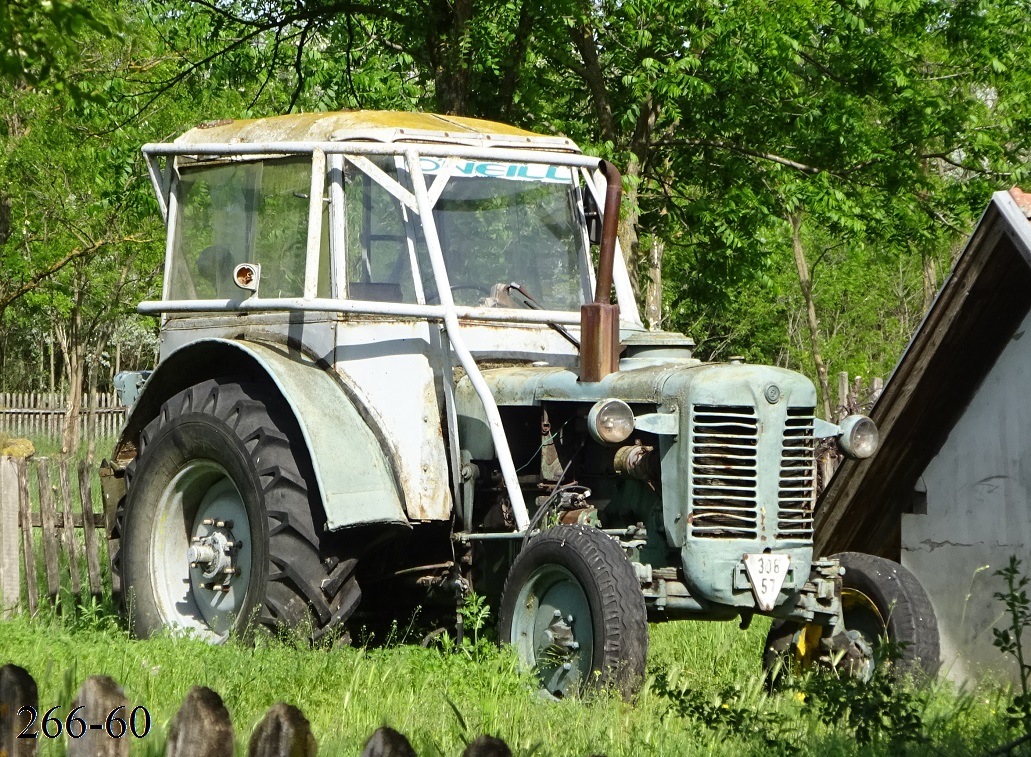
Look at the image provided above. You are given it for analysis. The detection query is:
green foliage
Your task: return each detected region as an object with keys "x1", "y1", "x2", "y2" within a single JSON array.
[
  {"x1": 992, "y1": 556, "x2": 1031, "y2": 735},
  {"x1": 651, "y1": 666, "x2": 790, "y2": 750},
  {"x1": 796, "y1": 669, "x2": 927, "y2": 748}
]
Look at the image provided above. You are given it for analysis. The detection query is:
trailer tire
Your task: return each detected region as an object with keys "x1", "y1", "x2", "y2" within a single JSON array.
[
  {"x1": 763, "y1": 552, "x2": 939, "y2": 680},
  {"x1": 498, "y1": 525, "x2": 647, "y2": 698},
  {"x1": 117, "y1": 379, "x2": 360, "y2": 642}
]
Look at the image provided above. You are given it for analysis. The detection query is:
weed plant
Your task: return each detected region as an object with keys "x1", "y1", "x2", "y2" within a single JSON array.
[
  {"x1": 0, "y1": 598, "x2": 1013, "y2": 757},
  {"x1": 992, "y1": 556, "x2": 1031, "y2": 749}
]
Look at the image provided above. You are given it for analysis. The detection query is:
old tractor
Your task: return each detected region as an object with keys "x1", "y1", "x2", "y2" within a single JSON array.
[{"x1": 105, "y1": 111, "x2": 939, "y2": 697}]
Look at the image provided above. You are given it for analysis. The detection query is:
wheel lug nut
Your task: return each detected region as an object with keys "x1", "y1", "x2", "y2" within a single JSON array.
[
  {"x1": 562, "y1": 662, "x2": 572, "y2": 671},
  {"x1": 553, "y1": 610, "x2": 562, "y2": 618},
  {"x1": 570, "y1": 642, "x2": 579, "y2": 650},
  {"x1": 566, "y1": 615, "x2": 574, "y2": 623},
  {"x1": 202, "y1": 518, "x2": 214, "y2": 526}
]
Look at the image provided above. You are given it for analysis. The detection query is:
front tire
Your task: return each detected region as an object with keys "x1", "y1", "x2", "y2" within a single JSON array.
[
  {"x1": 118, "y1": 379, "x2": 360, "y2": 641},
  {"x1": 498, "y1": 525, "x2": 647, "y2": 698},
  {"x1": 763, "y1": 552, "x2": 939, "y2": 679}
]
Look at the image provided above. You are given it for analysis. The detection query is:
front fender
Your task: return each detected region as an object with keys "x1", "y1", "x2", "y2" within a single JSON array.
[{"x1": 113, "y1": 338, "x2": 409, "y2": 531}]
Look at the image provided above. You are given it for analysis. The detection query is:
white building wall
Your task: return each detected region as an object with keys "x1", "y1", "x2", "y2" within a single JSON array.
[{"x1": 901, "y1": 307, "x2": 1031, "y2": 684}]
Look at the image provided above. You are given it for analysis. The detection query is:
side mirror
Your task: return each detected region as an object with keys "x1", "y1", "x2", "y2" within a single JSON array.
[{"x1": 583, "y1": 189, "x2": 602, "y2": 246}]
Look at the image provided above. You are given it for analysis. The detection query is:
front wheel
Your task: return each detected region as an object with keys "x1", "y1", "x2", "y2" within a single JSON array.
[
  {"x1": 498, "y1": 525, "x2": 647, "y2": 698},
  {"x1": 117, "y1": 379, "x2": 361, "y2": 641},
  {"x1": 763, "y1": 552, "x2": 939, "y2": 680}
]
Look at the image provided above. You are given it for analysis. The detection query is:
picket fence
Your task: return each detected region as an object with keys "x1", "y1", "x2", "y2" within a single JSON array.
[
  {"x1": 0, "y1": 456, "x2": 114, "y2": 617},
  {"x1": 0, "y1": 664, "x2": 514, "y2": 757},
  {"x1": 0, "y1": 392, "x2": 127, "y2": 440}
]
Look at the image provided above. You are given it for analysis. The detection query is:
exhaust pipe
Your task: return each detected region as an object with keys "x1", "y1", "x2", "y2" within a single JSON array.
[{"x1": 580, "y1": 160, "x2": 622, "y2": 382}]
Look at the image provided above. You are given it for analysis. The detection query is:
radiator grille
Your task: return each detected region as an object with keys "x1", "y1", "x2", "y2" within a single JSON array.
[
  {"x1": 777, "y1": 407, "x2": 817, "y2": 540},
  {"x1": 689, "y1": 405, "x2": 758, "y2": 539}
]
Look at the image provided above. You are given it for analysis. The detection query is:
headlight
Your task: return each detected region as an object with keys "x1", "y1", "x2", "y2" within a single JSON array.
[
  {"x1": 587, "y1": 399, "x2": 635, "y2": 445},
  {"x1": 838, "y1": 414, "x2": 879, "y2": 459}
]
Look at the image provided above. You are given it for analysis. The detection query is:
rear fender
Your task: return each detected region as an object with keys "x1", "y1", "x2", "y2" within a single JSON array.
[{"x1": 112, "y1": 338, "x2": 409, "y2": 531}]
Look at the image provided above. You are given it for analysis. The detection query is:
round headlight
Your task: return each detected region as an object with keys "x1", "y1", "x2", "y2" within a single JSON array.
[
  {"x1": 839, "y1": 414, "x2": 879, "y2": 459},
  {"x1": 587, "y1": 399, "x2": 635, "y2": 445}
]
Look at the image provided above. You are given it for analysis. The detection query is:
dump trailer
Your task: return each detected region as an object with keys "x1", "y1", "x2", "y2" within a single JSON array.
[{"x1": 105, "y1": 111, "x2": 939, "y2": 697}]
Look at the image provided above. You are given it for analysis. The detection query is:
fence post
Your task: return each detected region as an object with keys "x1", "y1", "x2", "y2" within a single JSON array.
[
  {"x1": 35, "y1": 460, "x2": 61, "y2": 600},
  {"x1": 361, "y1": 727, "x2": 417, "y2": 757},
  {"x1": 836, "y1": 371, "x2": 849, "y2": 422},
  {"x1": 57, "y1": 461, "x2": 82, "y2": 596},
  {"x1": 0, "y1": 664, "x2": 38, "y2": 757},
  {"x1": 67, "y1": 676, "x2": 130, "y2": 757},
  {"x1": 0, "y1": 457, "x2": 21, "y2": 616},
  {"x1": 165, "y1": 686, "x2": 234, "y2": 757},
  {"x1": 248, "y1": 703, "x2": 317, "y2": 757},
  {"x1": 77, "y1": 461, "x2": 104, "y2": 599},
  {"x1": 16, "y1": 458, "x2": 37, "y2": 616}
]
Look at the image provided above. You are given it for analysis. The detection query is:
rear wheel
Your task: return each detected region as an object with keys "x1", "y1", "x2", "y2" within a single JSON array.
[
  {"x1": 498, "y1": 525, "x2": 647, "y2": 698},
  {"x1": 763, "y1": 552, "x2": 939, "y2": 680},
  {"x1": 118, "y1": 379, "x2": 361, "y2": 641}
]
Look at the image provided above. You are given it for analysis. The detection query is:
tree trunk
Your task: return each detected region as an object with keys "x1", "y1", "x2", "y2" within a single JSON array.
[
  {"x1": 55, "y1": 301, "x2": 86, "y2": 455},
  {"x1": 85, "y1": 363, "x2": 98, "y2": 465},
  {"x1": 789, "y1": 213, "x2": 832, "y2": 420},
  {"x1": 618, "y1": 156, "x2": 643, "y2": 301},
  {"x1": 645, "y1": 237, "x2": 663, "y2": 330},
  {"x1": 921, "y1": 253, "x2": 938, "y2": 314},
  {"x1": 61, "y1": 341, "x2": 85, "y2": 455},
  {"x1": 430, "y1": 0, "x2": 473, "y2": 114}
]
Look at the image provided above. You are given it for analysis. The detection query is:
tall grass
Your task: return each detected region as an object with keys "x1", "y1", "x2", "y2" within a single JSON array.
[{"x1": 0, "y1": 606, "x2": 1014, "y2": 757}]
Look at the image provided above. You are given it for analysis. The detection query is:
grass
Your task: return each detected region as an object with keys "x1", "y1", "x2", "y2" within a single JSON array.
[
  {"x1": 1, "y1": 435, "x2": 1021, "y2": 755},
  {"x1": 0, "y1": 604, "x2": 1018, "y2": 757}
]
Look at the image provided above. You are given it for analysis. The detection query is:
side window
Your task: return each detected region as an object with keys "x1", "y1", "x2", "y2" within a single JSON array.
[
  {"x1": 170, "y1": 157, "x2": 328, "y2": 300},
  {"x1": 344, "y1": 158, "x2": 418, "y2": 303}
]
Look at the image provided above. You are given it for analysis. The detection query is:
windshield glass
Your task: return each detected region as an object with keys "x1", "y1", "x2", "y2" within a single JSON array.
[
  {"x1": 169, "y1": 157, "x2": 329, "y2": 300},
  {"x1": 421, "y1": 160, "x2": 589, "y2": 311}
]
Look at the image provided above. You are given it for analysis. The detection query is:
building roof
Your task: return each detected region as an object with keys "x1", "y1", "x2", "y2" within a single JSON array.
[
  {"x1": 815, "y1": 190, "x2": 1031, "y2": 558},
  {"x1": 173, "y1": 110, "x2": 581, "y2": 152}
]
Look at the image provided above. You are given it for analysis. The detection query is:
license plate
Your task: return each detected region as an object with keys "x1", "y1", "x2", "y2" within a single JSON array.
[{"x1": 743, "y1": 553, "x2": 790, "y2": 611}]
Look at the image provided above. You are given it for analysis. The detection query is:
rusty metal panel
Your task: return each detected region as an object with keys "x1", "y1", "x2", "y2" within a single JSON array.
[
  {"x1": 119, "y1": 338, "x2": 409, "y2": 531},
  {"x1": 172, "y1": 111, "x2": 580, "y2": 149},
  {"x1": 331, "y1": 320, "x2": 453, "y2": 521}
]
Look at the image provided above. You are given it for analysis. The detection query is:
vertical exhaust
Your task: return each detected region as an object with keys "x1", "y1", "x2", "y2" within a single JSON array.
[{"x1": 580, "y1": 160, "x2": 622, "y2": 382}]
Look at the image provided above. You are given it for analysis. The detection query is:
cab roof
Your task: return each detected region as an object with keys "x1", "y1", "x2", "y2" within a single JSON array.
[{"x1": 174, "y1": 110, "x2": 581, "y2": 152}]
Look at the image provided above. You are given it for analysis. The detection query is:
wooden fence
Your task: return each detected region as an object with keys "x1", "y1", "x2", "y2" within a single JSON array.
[
  {"x1": 0, "y1": 456, "x2": 114, "y2": 616},
  {"x1": 0, "y1": 392, "x2": 127, "y2": 440},
  {"x1": 0, "y1": 664, "x2": 514, "y2": 756}
]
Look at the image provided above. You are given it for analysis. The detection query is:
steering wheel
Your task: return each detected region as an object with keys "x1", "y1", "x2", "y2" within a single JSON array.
[{"x1": 450, "y1": 283, "x2": 490, "y2": 295}]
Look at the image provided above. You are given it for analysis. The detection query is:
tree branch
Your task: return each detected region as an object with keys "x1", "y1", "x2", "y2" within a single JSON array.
[
  {"x1": 660, "y1": 138, "x2": 827, "y2": 175},
  {"x1": 0, "y1": 236, "x2": 151, "y2": 317},
  {"x1": 568, "y1": 19, "x2": 617, "y2": 145}
]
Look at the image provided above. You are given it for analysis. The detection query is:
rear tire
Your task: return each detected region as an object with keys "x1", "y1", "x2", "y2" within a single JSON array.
[
  {"x1": 117, "y1": 379, "x2": 361, "y2": 641},
  {"x1": 763, "y1": 551, "x2": 939, "y2": 679},
  {"x1": 498, "y1": 525, "x2": 647, "y2": 698}
]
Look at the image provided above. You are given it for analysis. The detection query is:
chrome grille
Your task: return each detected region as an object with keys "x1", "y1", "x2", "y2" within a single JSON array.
[
  {"x1": 777, "y1": 407, "x2": 816, "y2": 540},
  {"x1": 689, "y1": 405, "x2": 758, "y2": 539}
]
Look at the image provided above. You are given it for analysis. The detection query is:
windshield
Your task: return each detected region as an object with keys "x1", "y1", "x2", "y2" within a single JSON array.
[
  {"x1": 169, "y1": 157, "x2": 329, "y2": 300},
  {"x1": 167, "y1": 154, "x2": 591, "y2": 312},
  {"x1": 421, "y1": 161, "x2": 589, "y2": 311}
]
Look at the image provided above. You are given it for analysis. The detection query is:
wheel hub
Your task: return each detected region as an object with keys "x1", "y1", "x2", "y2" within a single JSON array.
[
  {"x1": 188, "y1": 518, "x2": 241, "y2": 589},
  {"x1": 542, "y1": 611, "x2": 581, "y2": 665}
]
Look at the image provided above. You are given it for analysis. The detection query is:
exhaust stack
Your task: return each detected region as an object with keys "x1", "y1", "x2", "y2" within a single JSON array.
[{"x1": 580, "y1": 160, "x2": 622, "y2": 382}]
